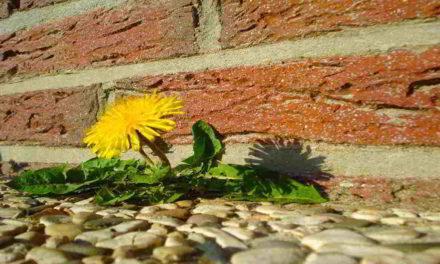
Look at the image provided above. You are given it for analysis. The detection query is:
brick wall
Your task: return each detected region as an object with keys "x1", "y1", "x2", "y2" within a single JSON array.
[{"x1": 0, "y1": 0, "x2": 439, "y2": 202}]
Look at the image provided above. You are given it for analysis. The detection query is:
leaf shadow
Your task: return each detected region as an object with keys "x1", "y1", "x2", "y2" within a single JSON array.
[{"x1": 244, "y1": 138, "x2": 333, "y2": 198}]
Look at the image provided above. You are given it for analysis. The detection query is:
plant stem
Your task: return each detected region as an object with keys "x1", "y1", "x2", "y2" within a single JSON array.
[{"x1": 136, "y1": 131, "x2": 171, "y2": 167}]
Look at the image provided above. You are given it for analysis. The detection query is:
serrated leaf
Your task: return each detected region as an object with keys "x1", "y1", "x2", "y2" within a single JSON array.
[
  {"x1": 182, "y1": 120, "x2": 223, "y2": 170},
  {"x1": 95, "y1": 187, "x2": 135, "y2": 206},
  {"x1": 129, "y1": 164, "x2": 172, "y2": 184},
  {"x1": 6, "y1": 166, "x2": 88, "y2": 195}
]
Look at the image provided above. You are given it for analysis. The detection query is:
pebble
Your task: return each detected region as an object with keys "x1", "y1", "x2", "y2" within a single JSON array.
[
  {"x1": 317, "y1": 243, "x2": 404, "y2": 258},
  {"x1": 96, "y1": 232, "x2": 163, "y2": 249},
  {"x1": 222, "y1": 227, "x2": 254, "y2": 240},
  {"x1": 45, "y1": 223, "x2": 82, "y2": 240},
  {"x1": 75, "y1": 230, "x2": 114, "y2": 244},
  {"x1": 39, "y1": 215, "x2": 72, "y2": 226},
  {"x1": 147, "y1": 224, "x2": 169, "y2": 236},
  {"x1": 136, "y1": 215, "x2": 183, "y2": 227},
  {"x1": 192, "y1": 227, "x2": 247, "y2": 249},
  {"x1": 304, "y1": 253, "x2": 357, "y2": 264},
  {"x1": 251, "y1": 238, "x2": 301, "y2": 249},
  {"x1": 0, "y1": 207, "x2": 22, "y2": 218},
  {"x1": 231, "y1": 247, "x2": 303, "y2": 264},
  {"x1": 157, "y1": 203, "x2": 178, "y2": 210},
  {"x1": 254, "y1": 205, "x2": 287, "y2": 215},
  {"x1": 420, "y1": 212, "x2": 440, "y2": 222},
  {"x1": 0, "y1": 224, "x2": 27, "y2": 236},
  {"x1": 82, "y1": 255, "x2": 112, "y2": 264},
  {"x1": 154, "y1": 209, "x2": 189, "y2": 220},
  {"x1": 72, "y1": 212, "x2": 102, "y2": 225},
  {"x1": 363, "y1": 227, "x2": 420, "y2": 243},
  {"x1": 175, "y1": 200, "x2": 194, "y2": 208},
  {"x1": 139, "y1": 206, "x2": 160, "y2": 214},
  {"x1": 302, "y1": 229, "x2": 375, "y2": 250},
  {"x1": 84, "y1": 218, "x2": 125, "y2": 230},
  {"x1": 380, "y1": 217, "x2": 407, "y2": 225},
  {"x1": 351, "y1": 209, "x2": 389, "y2": 222},
  {"x1": 26, "y1": 247, "x2": 72, "y2": 264},
  {"x1": 15, "y1": 231, "x2": 46, "y2": 245},
  {"x1": 391, "y1": 208, "x2": 418, "y2": 218},
  {"x1": 70, "y1": 205, "x2": 101, "y2": 214},
  {"x1": 0, "y1": 243, "x2": 29, "y2": 263},
  {"x1": 108, "y1": 220, "x2": 148, "y2": 233},
  {"x1": 187, "y1": 214, "x2": 220, "y2": 226},
  {"x1": 193, "y1": 204, "x2": 233, "y2": 214},
  {"x1": 152, "y1": 246, "x2": 196, "y2": 262},
  {"x1": 58, "y1": 242, "x2": 110, "y2": 257}
]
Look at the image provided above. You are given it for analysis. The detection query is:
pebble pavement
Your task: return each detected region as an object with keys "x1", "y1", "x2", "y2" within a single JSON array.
[{"x1": 1, "y1": 184, "x2": 440, "y2": 264}]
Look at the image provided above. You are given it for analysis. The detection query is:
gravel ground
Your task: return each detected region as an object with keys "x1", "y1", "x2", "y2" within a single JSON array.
[{"x1": 1, "y1": 183, "x2": 440, "y2": 264}]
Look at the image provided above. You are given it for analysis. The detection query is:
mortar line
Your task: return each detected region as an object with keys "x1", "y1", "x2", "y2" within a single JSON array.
[
  {"x1": 0, "y1": 0, "x2": 128, "y2": 35},
  {"x1": 0, "y1": 143, "x2": 439, "y2": 178},
  {"x1": 0, "y1": 20, "x2": 439, "y2": 96},
  {"x1": 195, "y1": 0, "x2": 222, "y2": 53}
]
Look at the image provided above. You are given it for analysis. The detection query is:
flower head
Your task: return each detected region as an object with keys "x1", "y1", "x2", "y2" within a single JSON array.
[{"x1": 84, "y1": 92, "x2": 183, "y2": 158}]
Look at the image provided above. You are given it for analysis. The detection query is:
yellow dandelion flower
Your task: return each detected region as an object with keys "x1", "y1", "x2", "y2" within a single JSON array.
[{"x1": 84, "y1": 92, "x2": 183, "y2": 159}]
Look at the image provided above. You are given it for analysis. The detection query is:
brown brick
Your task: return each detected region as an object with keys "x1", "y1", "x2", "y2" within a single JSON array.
[
  {"x1": 220, "y1": 0, "x2": 440, "y2": 48},
  {"x1": 0, "y1": 85, "x2": 100, "y2": 146},
  {"x1": 0, "y1": 0, "x2": 197, "y2": 80},
  {"x1": 117, "y1": 47, "x2": 440, "y2": 145}
]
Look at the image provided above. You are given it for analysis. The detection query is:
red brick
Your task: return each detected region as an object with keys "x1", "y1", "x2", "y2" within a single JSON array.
[
  {"x1": 220, "y1": 0, "x2": 440, "y2": 48},
  {"x1": 116, "y1": 48, "x2": 440, "y2": 145},
  {"x1": 0, "y1": 0, "x2": 197, "y2": 80},
  {"x1": 0, "y1": 85, "x2": 100, "y2": 146}
]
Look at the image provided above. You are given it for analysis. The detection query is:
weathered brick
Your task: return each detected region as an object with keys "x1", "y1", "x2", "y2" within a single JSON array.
[
  {"x1": 0, "y1": 85, "x2": 100, "y2": 146},
  {"x1": 220, "y1": 0, "x2": 440, "y2": 48},
  {"x1": 0, "y1": 0, "x2": 197, "y2": 80},
  {"x1": 116, "y1": 47, "x2": 440, "y2": 145}
]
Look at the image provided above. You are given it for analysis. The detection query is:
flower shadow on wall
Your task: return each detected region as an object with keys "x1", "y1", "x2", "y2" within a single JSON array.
[{"x1": 245, "y1": 138, "x2": 332, "y2": 198}]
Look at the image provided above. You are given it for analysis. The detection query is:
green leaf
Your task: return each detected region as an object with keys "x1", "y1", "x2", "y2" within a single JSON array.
[
  {"x1": 129, "y1": 164, "x2": 172, "y2": 184},
  {"x1": 182, "y1": 120, "x2": 223, "y2": 170},
  {"x1": 6, "y1": 166, "x2": 87, "y2": 195},
  {"x1": 95, "y1": 187, "x2": 135, "y2": 206}
]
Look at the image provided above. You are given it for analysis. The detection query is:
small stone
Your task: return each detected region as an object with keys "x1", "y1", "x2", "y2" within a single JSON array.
[
  {"x1": 187, "y1": 214, "x2": 220, "y2": 226},
  {"x1": 192, "y1": 227, "x2": 247, "y2": 249},
  {"x1": 96, "y1": 232, "x2": 163, "y2": 249},
  {"x1": 317, "y1": 243, "x2": 404, "y2": 258},
  {"x1": 155, "y1": 209, "x2": 189, "y2": 220},
  {"x1": 75, "y1": 230, "x2": 114, "y2": 245},
  {"x1": 40, "y1": 215, "x2": 72, "y2": 226},
  {"x1": 254, "y1": 205, "x2": 287, "y2": 215},
  {"x1": 136, "y1": 215, "x2": 183, "y2": 227},
  {"x1": 391, "y1": 208, "x2": 418, "y2": 218},
  {"x1": 45, "y1": 223, "x2": 82, "y2": 240},
  {"x1": 0, "y1": 236, "x2": 13, "y2": 247},
  {"x1": 193, "y1": 204, "x2": 233, "y2": 213},
  {"x1": 26, "y1": 247, "x2": 72, "y2": 264},
  {"x1": 152, "y1": 246, "x2": 196, "y2": 262},
  {"x1": 222, "y1": 220, "x2": 246, "y2": 228},
  {"x1": 175, "y1": 200, "x2": 194, "y2": 208},
  {"x1": 304, "y1": 253, "x2": 357, "y2": 264},
  {"x1": 420, "y1": 212, "x2": 440, "y2": 221},
  {"x1": 147, "y1": 224, "x2": 169, "y2": 236},
  {"x1": 0, "y1": 207, "x2": 22, "y2": 219},
  {"x1": 222, "y1": 227, "x2": 254, "y2": 240},
  {"x1": 251, "y1": 239, "x2": 300, "y2": 249},
  {"x1": 380, "y1": 217, "x2": 407, "y2": 225},
  {"x1": 139, "y1": 206, "x2": 160, "y2": 214},
  {"x1": 187, "y1": 233, "x2": 206, "y2": 244},
  {"x1": 363, "y1": 227, "x2": 420, "y2": 243},
  {"x1": 302, "y1": 229, "x2": 374, "y2": 250},
  {"x1": 231, "y1": 247, "x2": 303, "y2": 264},
  {"x1": 84, "y1": 218, "x2": 125, "y2": 230},
  {"x1": 360, "y1": 255, "x2": 408, "y2": 264},
  {"x1": 0, "y1": 243, "x2": 29, "y2": 263},
  {"x1": 58, "y1": 242, "x2": 110, "y2": 257},
  {"x1": 15, "y1": 231, "x2": 46, "y2": 245},
  {"x1": 108, "y1": 220, "x2": 148, "y2": 233},
  {"x1": 82, "y1": 255, "x2": 112, "y2": 264},
  {"x1": 176, "y1": 224, "x2": 193, "y2": 233},
  {"x1": 324, "y1": 217, "x2": 371, "y2": 229},
  {"x1": 72, "y1": 212, "x2": 102, "y2": 225},
  {"x1": 157, "y1": 203, "x2": 178, "y2": 210},
  {"x1": 70, "y1": 205, "x2": 101, "y2": 214},
  {"x1": 236, "y1": 211, "x2": 253, "y2": 220},
  {"x1": 44, "y1": 236, "x2": 69, "y2": 248},
  {"x1": 351, "y1": 209, "x2": 389, "y2": 222},
  {"x1": 0, "y1": 224, "x2": 27, "y2": 236}
]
